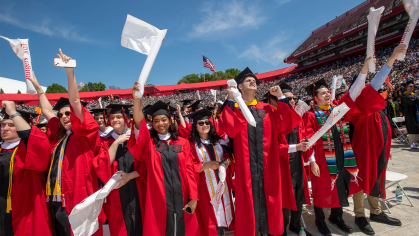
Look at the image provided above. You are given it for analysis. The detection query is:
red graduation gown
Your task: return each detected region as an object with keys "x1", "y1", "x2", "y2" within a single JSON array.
[
  {"x1": 47, "y1": 107, "x2": 103, "y2": 236},
  {"x1": 277, "y1": 120, "x2": 311, "y2": 210},
  {"x1": 218, "y1": 101, "x2": 300, "y2": 236},
  {"x1": 93, "y1": 128, "x2": 145, "y2": 236},
  {"x1": 135, "y1": 119, "x2": 199, "y2": 236},
  {"x1": 340, "y1": 85, "x2": 392, "y2": 198},
  {"x1": 189, "y1": 140, "x2": 235, "y2": 236},
  {"x1": 302, "y1": 98, "x2": 361, "y2": 208},
  {"x1": 1, "y1": 127, "x2": 52, "y2": 235}
]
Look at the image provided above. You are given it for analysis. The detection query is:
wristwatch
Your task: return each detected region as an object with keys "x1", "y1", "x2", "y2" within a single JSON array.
[{"x1": 10, "y1": 112, "x2": 22, "y2": 119}]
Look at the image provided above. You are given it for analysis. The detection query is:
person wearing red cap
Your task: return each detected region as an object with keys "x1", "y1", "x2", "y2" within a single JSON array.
[
  {"x1": 28, "y1": 49, "x2": 103, "y2": 236},
  {"x1": 0, "y1": 101, "x2": 52, "y2": 236}
]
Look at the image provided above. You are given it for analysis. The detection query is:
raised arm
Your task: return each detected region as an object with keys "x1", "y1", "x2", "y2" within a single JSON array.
[
  {"x1": 175, "y1": 104, "x2": 187, "y2": 128},
  {"x1": 132, "y1": 82, "x2": 144, "y2": 130},
  {"x1": 370, "y1": 44, "x2": 407, "y2": 91},
  {"x1": 57, "y1": 49, "x2": 84, "y2": 122},
  {"x1": 2, "y1": 101, "x2": 30, "y2": 131},
  {"x1": 28, "y1": 72, "x2": 55, "y2": 120},
  {"x1": 349, "y1": 57, "x2": 371, "y2": 101}
]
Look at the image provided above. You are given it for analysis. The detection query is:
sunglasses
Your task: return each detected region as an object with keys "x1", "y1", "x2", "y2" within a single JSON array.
[
  {"x1": 58, "y1": 111, "x2": 71, "y2": 118},
  {"x1": 197, "y1": 121, "x2": 211, "y2": 126},
  {"x1": 287, "y1": 97, "x2": 297, "y2": 101}
]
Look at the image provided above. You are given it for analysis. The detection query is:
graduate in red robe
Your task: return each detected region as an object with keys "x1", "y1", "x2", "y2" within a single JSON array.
[
  {"x1": 218, "y1": 67, "x2": 300, "y2": 236},
  {"x1": 302, "y1": 79, "x2": 360, "y2": 236},
  {"x1": 177, "y1": 108, "x2": 235, "y2": 236},
  {"x1": 342, "y1": 46, "x2": 406, "y2": 235},
  {"x1": 93, "y1": 104, "x2": 144, "y2": 236},
  {"x1": 28, "y1": 49, "x2": 103, "y2": 236},
  {"x1": 0, "y1": 103, "x2": 52, "y2": 236},
  {"x1": 131, "y1": 88, "x2": 199, "y2": 236},
  {"x1": 275, "y1": 83, "x2": 312, "y2": 236}
]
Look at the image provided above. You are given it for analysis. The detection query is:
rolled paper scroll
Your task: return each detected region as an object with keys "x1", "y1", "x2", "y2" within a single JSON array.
[
  {"x1": 211, "y1": 164, "x2": 227, "y2": 210},
  {"x1": 196, "y1": 90, "x2": 201, "y2": 100},
  {"x1": 366, "y1": 6, "x2": 385, "y2": 73},
  {"x1": 210, "y1": 89, "x2": 217, "y2": 103},
  {"x1": 69, "y1": 173, "x2": 122, "y2": 236},
  {"x1": 0, "y1": 36, "x2": 36, "y2": 94},
  {"x1": 331, "y1": 75, "x2": 343, "y2": 100},
  {"x1": 226, "y1": 79, "x2": 257, "y2": 127},
  {"x1": 77, "y1": 82, "x2": 84, "y2": 91},
  {"x1": 307, "y1": 102, "x2": 351, "y2": 147},
  {"x1": 121, "y1": 14, "x2": 167, "y2": 98},
  {"x1": 294, "y1": 100, "x2": 310, "y2": 117},
  {"x1": 398, "y1": 0, "x2": 419, "y2": 60}
]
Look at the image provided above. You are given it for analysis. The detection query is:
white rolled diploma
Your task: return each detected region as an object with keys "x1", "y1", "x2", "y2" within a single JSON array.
[
  {"x1": 366, "y1": 6, "x2": 385, "y2": 73},
  {"x1": 0, "y1": 36, "x2": 36, "y2": 94},
  {"x1": 226, "y1": 79, "x2": 257, "y2": 127},
  {"x1": 398, "y1": 0, "x2": 419, "y2": 60},
  {"x1": 211, "y1": 164, "x2": 227, "y2": 210},
  {"x1": 69, "y1": 173, "x2": 122, "y2": 236},
  {"x1": 307, "y1": 102, "x2": 351, "y2": 147},
  {"x1": 135, "y1": 29, "x2": 167, "y2": 98}
]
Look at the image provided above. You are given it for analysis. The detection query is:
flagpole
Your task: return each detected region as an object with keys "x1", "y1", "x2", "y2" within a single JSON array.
[{"x1": 202, "y1": 54, "x2": 205, "y2": 82}]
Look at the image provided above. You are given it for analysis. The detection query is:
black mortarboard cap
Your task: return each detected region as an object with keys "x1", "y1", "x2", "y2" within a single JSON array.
[
  {"x1": 191, "y1": 100, "x2": 204, "y2": 112},
  {"x1": 181, "y1": 99, "x2": 193, "y2": 106},
  {"x1": 35, "y1": 123, "x2": 47, "y2": 128},
  {"x1": 144, "y1": 101, "x2": 176, "y2": 117},
  {"x1": 279, "y1": 82, "x2": 293, "y2": 94},
  {"x1": 305, "y1": 79, "x2": 328, "y2": 96},
  {"x1": 263, "y1": 91, "x2": 276, "y2": 100},
  {"x1": 105, "y1": 104, "x2": 132, "y2": 115},
  {"x1": 234, "y1": 67, "x2": 260, "y2": 85},
  {"x1": 186, "y1": 109, "x2": 213, "y2": 124},
  {"x1": 405, "y1": 80, "x2": 414, "y2": 86},
  {"x1": 206, "y1": 106, "x2": 215, "y2": 111},
  {"x1": 1, "y1": 108, "x2": 39, "y2": 124},
  {"x1": 53, "y1": 97, "x2": 71, "y2": 111},
  {"x1": 90, "y1": 108, "x2": 109, "y2": 114},
  {"x1": 142, "y1": 104, "x2": 152, "y2": 113},
  {"x1": 53, "y1": 97, "x2": 88, "y2": 111}
]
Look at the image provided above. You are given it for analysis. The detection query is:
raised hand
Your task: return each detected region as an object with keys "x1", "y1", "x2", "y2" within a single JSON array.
[
  {"x1": 57, "y1": 48, "x2": 71, "y2": 63},
  {"x1": 269, "y1": 85, "x2": 283, "y2": 97},
  {"x1": 1, "y1": 101, "x2": 17, "y2": 115},
  {"x1": 27, "y1": 71, "x2": 43, "y2": 93},
  {"x1": 132, "y1": 82, "x2": 140, "y2": 99}
]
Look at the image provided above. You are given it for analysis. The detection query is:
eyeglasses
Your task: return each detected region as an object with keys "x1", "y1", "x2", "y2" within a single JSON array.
[
  {"x1": 197, "y1": 121, "x2": 211, "y2": 126},
  {"x1": 287, "y1": 97, "x2": 297, "y2": 101},
  {"x1": 58, "y1": 111, "x2": 71, "y2": 118}
]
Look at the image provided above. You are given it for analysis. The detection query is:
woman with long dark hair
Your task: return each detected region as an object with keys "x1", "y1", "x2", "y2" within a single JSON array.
[
  {"x1": 28, "y1": 49, "x2": 103, "y2": 236},
  {"x1": 178, "y1": 108, "x2": 235, "y2": 236},
  {"x1": 131, "y1": 82, "x2": 199, "y2": 236}
]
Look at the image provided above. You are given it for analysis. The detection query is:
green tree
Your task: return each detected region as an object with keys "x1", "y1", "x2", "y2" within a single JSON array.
[
  {"x1": 17, "y1": 90, "x2": 21, "y2": 94},
  {"x1": 0, "y1": 88, "x2": 4, "y2": 94},
  {"x1": 177, "y1": 68, "x2": 241, "y2": 84},
  {"x1": 46, "y1": 83, "x2": 68, "y2": 93},
  {"x1": 80, "y1": 82, "x2": 107, "y2": 92}
]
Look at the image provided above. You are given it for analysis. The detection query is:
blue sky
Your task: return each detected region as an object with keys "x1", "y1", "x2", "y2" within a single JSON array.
[{"x1": 0, "y1": 0, "x2": 365, "y2": 89}]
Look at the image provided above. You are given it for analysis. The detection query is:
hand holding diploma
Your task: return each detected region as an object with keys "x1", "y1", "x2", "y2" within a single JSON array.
[{"x1": 227, "y1": 79, "x2": 257, "y2": 127}]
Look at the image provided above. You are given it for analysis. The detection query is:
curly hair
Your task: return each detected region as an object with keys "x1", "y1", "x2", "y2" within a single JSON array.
[
  {"x1": 149, "y1": 115, "x2": 178, "y2": 148},
  {"x1": 189, "y1": 121, "x2": 221, "y2": 148}
]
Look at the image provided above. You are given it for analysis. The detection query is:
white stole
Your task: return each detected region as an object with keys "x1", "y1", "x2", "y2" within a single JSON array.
[{"x1": 195, "y1": 139, "x2": 233, "y2": 227}]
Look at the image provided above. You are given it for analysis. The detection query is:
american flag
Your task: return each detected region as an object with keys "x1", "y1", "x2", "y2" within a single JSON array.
[{"x1": 203, "y1": 55, "x2": 216, "y2": 73}]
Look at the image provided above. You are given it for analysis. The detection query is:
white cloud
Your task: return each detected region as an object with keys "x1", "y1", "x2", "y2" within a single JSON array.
[
  {"x1": 0, "y1": 13, "x2": 100, "y2": 44},
  {"x1": 276, "y1": 0, "x2": 292, "y2": 5},
  {"x1": 189, "y1": 0, "x2": 265, "y2": 38},
  {"x1": 238, "y1": 35, "x2": 291, "y2": 66}
]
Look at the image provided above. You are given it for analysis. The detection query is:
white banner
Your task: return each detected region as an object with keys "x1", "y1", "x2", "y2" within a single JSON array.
[
  {"x1": 294, "y1": 100, "x2": 310, "y2": 117},
  {"x1": 69, "y1": 173, "x2": 122, "y2": 236},
  {"x1": 227, "y1": 79, "x2": 256, "y2": 127},
  {"x1": 398, "y1": 0, "x2": 419, "y2": 60},
  {"x1": 121, "y1": 15, "x2": 167, "y2": 98},
  {"x1": 0, "y1": 36, "x2": 36, "y2": 94},
  {"x1": 307, "y1": 102, "x2": 351, "y2": 147},
  {"x1": 366, "y1": 6, "x2": 385, "y2": 73}
]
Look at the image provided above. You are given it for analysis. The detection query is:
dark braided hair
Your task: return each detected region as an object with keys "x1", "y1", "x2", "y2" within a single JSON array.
[
  {"x1": 189, "y1": 121, "x2": 221, "y2": 148},
  {"x1": 149, "y1": 114, "x2": 178, "y2": 148}
]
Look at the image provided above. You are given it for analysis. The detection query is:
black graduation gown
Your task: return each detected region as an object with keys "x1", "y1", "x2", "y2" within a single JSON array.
[{"x1": 401, "y1": 93, "x2": 419, "y2": 134}]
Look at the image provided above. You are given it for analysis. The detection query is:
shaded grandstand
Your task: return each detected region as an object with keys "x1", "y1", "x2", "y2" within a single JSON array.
[{"x1": 284, "y1": 0, "x2": 417, "y2": 73}]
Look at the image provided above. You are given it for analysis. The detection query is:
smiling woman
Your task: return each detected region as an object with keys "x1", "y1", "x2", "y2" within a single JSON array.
[{"x1": 29, "y1": 49, "x2": 103, "y2": 236}]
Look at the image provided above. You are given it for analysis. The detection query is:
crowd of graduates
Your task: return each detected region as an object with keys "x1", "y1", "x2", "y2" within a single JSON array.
[{"x1": 0, "y1": 41, "x2": 419, "y2": 236}]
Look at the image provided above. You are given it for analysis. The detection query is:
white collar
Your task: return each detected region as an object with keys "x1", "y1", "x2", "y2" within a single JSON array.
[
  {"x1": 111, "y1": 128, "x2": 131, "y2": 140},
  {"x1": 158, "y1": 133, "x2": 171, "y2": 140},
  {"x1": 99, "y1": 127, "x2": 114, "y2": 137},
  {"x1": 1, "y1": 140, "x2": 20, "y2": 150},
  {"x1": 200, "y1": 138, "x2": 211, "y2": 144}
]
